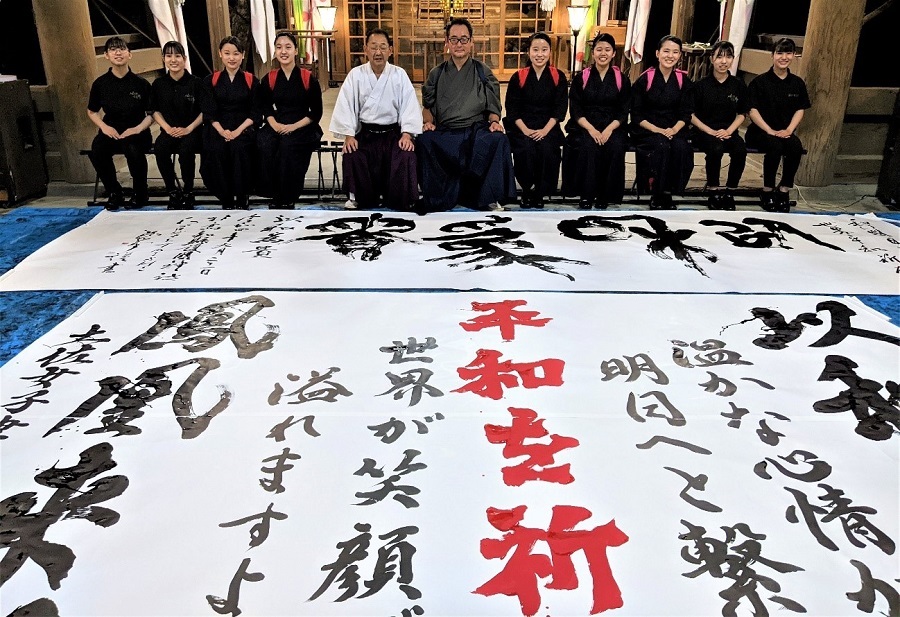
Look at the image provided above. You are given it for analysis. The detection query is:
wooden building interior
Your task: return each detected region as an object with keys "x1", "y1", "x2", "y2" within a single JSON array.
[{"x1": 0, "y1": 0, "x2": 896, "y2": 201}]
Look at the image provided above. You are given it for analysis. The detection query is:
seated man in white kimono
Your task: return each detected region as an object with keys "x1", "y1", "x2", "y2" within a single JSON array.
[
  {"x1": 417, "y1": 17, "x2": 516, "y2": 213},
  {"x1": 329, "y1": 28, "x2": 422, "y2": 211}
]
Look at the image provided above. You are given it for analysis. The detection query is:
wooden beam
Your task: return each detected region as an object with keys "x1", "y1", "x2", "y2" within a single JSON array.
[
  {"x1": 206, "y1": 0, "x2": 232, "y2": 71},
  {"x1": 670, "y1": 0, "x2": 697, "y2": 42},
  {"x1": 796, "y1": 0, "x2": 867, "y2": 186},
  {"x1": 846, "y1": 87, "x2": 900, "y2": 116},
  {"x1": 32, "y1": 0, "x2": 96, "y2": 183}
]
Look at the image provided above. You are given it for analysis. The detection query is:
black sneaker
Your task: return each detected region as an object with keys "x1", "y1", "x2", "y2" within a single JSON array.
[
  {"x1": 651, "y1": 194, "x2": 675, "y2": 210},
  {"x1": 167, "y1": 190, "x2": 183, "y2": 210},
  {"x1": 774, "y1": 190, "x2": 791, "y2": 213},
  {"x1": 105, "y1": 192, "x2": 124, "y2": 211},
  {"x1": 236, "y1": 195, "x2": 249, "y2": 210},
  {"x1": 594, "y1": 202, "x2": 608, "y2": 210},
  {"x1": 126, "y1": 194, "x2": 148, "y2": 210},
  {"x1": 578, "y1": 198, "x2": 594, "y2": 210},
  {"x1": 520, "y1": 191, "x2": 533, "y2": 209},
  {"x1": 707, "y1": 192, "x2": 720, "y2": 210},
  {"x1": 759, "y1": 191, "x2": 776, "y2": 212},
  {"x1": 182, "y1": 191, "x2": 195, "y2": 210},
  {"x1": 720, "y1": 190, "x2": 736, "y2": 211}
]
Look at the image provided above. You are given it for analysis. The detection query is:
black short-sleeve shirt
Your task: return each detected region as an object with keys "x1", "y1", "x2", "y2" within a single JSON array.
[
  {"x1": 692, "y1": 74, "x2": 749, "y2": 130},
  {"x1": 87, "y1": 68, "x2": 152, "y2": 133},
  {"x1": 748, "y1": 68, "x2": 811, "y2": 131},
  {"x1": 150, "y1": 71, "x2": 204, "y2": 127}
]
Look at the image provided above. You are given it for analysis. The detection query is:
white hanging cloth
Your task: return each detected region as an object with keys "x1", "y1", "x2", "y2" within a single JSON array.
[
  {"x1": 624, "y1": 0, "x2": 652, "y2": 64},
  {"x1": 720, "y1": 0, "x2": 756, "y2": 75},
  {"x1": 148, "y1": 0, "x2": 191, "y2": 72},
  {"x1": 250, "y1": 0, "x2": 278, "y2": 64},
  {"x1": 599, "y1": 0, "x2": 611, "y2": 26}
]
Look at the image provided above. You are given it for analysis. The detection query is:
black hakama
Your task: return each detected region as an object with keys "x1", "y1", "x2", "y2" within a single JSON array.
[
  {"x1": 630, "y1": 69, "x2": 694, "y2": 196},
  {"x1": 255, "y1": 68, "x2": 324, "y2": 206},
  {"x1": 503, "y1": 67, "x2": 568, "y2": 203},
  {"x1": 342, "y1": 125, "x2": 418, "y2": 210},
  {"x1": 200, "y1": 70, "x2": 260, "y2": 207},
  {"x1": 416, "y1": 122, "x2": 517, "y2": 211},
  {"x1": 561, "y1": 66, "x2": 632, "y2": 205}
]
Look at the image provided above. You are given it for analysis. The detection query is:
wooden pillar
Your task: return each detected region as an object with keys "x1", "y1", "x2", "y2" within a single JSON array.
[
  {"x1": 670, "y1": 0, "x2": 697, "y2": 42},
  {"x1": 795, "y1": 0, "x2": 866, "y2": 186},
  {"x1": 206, "y1": 0, "x2": 232, "y2": 71},
  {"x1": 32, "y1": 0, "x2": 97, "y2": 183}
]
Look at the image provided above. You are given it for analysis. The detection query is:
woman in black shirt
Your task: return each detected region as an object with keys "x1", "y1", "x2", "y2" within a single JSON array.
[
  {"x1": 504, "y1": 32, "x2": 568, "y2": 209},
  {"x1": 690, "y1": 40, "x2": 749, "y2": 210},
  {"x1": 747, "y1": 37, "x2": 811, "y2": 212},
  {"x1": 200, "y1": 36, "x2": 260, "y2": 210},
  {"x1": 561, "y1": 32, "x2": 631, "y2": 209},
  {"x1": 256, "y1": 31, "x2": 324, "y2": 209},
  {"x1": 629, "y1": 35, "x2": 694, "y2": 210},
  {"x1": 150, "y1": 40, "x2": 204, "y2": 210}
]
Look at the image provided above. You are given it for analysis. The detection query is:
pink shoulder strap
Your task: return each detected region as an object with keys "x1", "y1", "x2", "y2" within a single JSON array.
[
  {"x1": 586, "y1": 66, "x2": 623, "y2": 91},
  {"x1": 642, "y1": 67, "x2": 684, "y2": 90},
  {"x1": 642, "y1": 67, "x2": 655, "y2": 91}
]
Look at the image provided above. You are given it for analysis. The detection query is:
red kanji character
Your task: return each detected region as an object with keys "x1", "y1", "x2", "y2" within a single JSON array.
[
  {"x1": 460, "y1": 300, "x2": 552, "y2": 342},
  {"x1": 485, "y1": 407, "x2": 580, "y2": 486},
  {"x1": 474, "y1": 505, "x2": 629, "y2": 616},
  {"x1": 474, "y1": 506, "x2": 551, "y2": 616},
  {"x1": 454, "y1": 350, "x2": 565, "y2": 400}
]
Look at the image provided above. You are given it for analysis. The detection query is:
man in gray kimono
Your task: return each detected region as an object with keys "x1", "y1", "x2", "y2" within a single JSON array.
[{"x1": 416, "y1": 17, "x2": 516, "y2": 213}]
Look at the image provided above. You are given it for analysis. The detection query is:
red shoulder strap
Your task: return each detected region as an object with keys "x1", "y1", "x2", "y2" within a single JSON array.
[
  {"x1": 549, "y1": 66, "x2": 560, "y2": 86},
  {"x1": 612, "y1": 66, "x2": 622, "y2": 91},
  {"x1": 212, "y1": 70, "x2": 222, "y2": 87},
  {"x1": 243, "y1": 70, "x2": 253, "y2": 89},
  {"x1": 269, "y1": 68, "x2": 311, "y2": 90},
  {"x1": 517, "y1": 67, "x2": 529, "y2": 88}
]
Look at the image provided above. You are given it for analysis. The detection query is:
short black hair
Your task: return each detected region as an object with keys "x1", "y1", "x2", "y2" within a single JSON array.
[
  {"x1": 366, "y1": 28, "x2": 393, "y2": 47},
  {"x1": 445, "y1": 17, "x2": 473, "y2": 38},
  {"x1": 773, "y1": 37, "x2": 797, "y2": 54},
  {"x1": 274, "y1": 30, "x2": 298, "y2": 47},
  {"x1": 104, "y1": 36, "x2": 128, "y2": 52},
  {"x1": 592, "y1": 32, "x2": 617, "y2": 51},
  {"x1": 219, "y1": 36, "x2": 244, "y2": 53},
  {"x1": 162, "y1": 40, "x2": 185, "y2": 56},
  {"x1": 658, "y1": 34, "x2": 683, "y2": 50},
  {"x1": 710, "y1": 40, "x2": 735, "y2": 58},
  {"x1": 526, "y1": 31, "x2": 552, "y2": 51}
]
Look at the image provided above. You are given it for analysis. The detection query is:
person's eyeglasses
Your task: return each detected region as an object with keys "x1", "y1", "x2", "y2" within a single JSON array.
[{"x1": 448, "y1": 36, "x2": 471, "y2": 45}]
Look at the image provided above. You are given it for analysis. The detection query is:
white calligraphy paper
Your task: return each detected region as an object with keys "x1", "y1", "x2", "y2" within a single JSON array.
[
  {"x1": 0, "y1": 211, "x2": 897, "y2": 293},
  {"x1": 1, "y1": 291, "x2": 897, "y2": 616}
]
